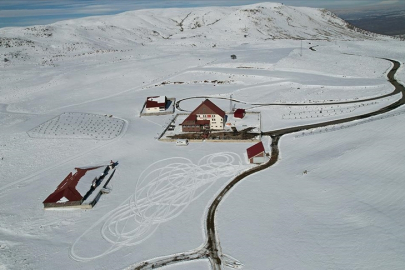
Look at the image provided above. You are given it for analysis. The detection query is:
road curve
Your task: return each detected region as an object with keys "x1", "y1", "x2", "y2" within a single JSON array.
[
  {"x1": 204, "y1": 135, "x2": 281, "y2": 269},
  {"x1": 263, "y1": 59, "x2": 404, "y2": 136},
  {"x1": 129, "y1": 58, "x2": 404, "y2": 270},
  {"x1": 205, "y1": 58, "x2": 404, "y2": 269},
  {"x1": 175, "y1": 61, "x2": 402, "y2": 112}
]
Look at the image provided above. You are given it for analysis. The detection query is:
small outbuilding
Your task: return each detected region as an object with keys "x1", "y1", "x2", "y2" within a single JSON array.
[
  {"x1": 234, "y1": 109, "x2": 246, "y2": 119},
  {"x1": 145, "y1": 96, "x2": 167, "y2": 113},
  {"x1": 246, "y1": 141, "x2": 266, "y2": 164},
  {"x1": 176, "y1": 139, "x2": 189, "y2": 146}
]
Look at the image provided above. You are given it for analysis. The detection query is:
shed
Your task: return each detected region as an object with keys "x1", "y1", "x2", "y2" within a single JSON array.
[
  {"x1": 246, "y1": 141, "x2": 266, "y2": 164},
  {"x1": 176, "y1": 139, "x2": 189, "y2": 146},
  {"x1": 234, "y1": 109, "x2": 246, "y2": 119}
]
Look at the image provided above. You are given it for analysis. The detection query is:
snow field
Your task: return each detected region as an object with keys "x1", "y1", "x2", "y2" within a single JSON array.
[
  {"x1": 0, "y1": 112, "x2": 31, "y2": 128},
  {"x1": 258, "y1": 94, "x2": 400, "y2": 132},
  {"x1": 275, "y1": 47, "x2": 391, "y2": 79},
  {"x1": 282, "y1": 95, "x2": 399, "y2": 120},
  {"x1": 0, "y1": 5, "x2": 403, "y2": 269},
  {"x1": 70, "y1": 152, "x2": 247, "y2": 262},
  {"x1": 295, "y1": 103, "x2": 405, "y2": 138},
  {"x1": 217, "y1": 106, "x2": 405, "y2": 270},
  {"x1": 27, "y1": 112, "x2": 125, "y2": 140}
]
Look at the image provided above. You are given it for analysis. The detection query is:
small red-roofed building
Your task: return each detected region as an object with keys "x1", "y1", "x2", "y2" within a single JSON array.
[
  {"x1": 246, "y1": 141, "x2": 267, "y2": 164},
  {"x1": 145, "y1": 96, "x2": 167, "y2": 113},
  {"x1": 181, "y1": 99, "x2": 226, "y2": 132},
  {"x1": 234, "y1": 108, "x2": 246, "y2": 119}
]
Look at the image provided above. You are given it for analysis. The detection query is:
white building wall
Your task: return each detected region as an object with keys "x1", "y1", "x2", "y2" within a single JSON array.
[
  {"x1": 210, "y1": 115, "x2": 224, "y2": 130},
  {"x1": 196, "y1": 114, "x2": 224, "y2": 130},
  {"x1": 146, "y1": 107, "x2": 160, "y2": 113}
]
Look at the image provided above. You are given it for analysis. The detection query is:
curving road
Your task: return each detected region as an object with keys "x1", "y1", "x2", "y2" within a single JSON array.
[
  {"x1": 175, "y1": 62, "x2": 402, "y2": 112},
  {"x1": 129, "y1": 58, "x2": 404, "y2": 270}
]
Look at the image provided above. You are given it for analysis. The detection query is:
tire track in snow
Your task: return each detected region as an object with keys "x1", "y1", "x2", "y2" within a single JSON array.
[{"x1": 70, "y1": 152, "x2": 246, "y2": 262}]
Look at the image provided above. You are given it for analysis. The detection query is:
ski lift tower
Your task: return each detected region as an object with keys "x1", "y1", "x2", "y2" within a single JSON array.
[{"x1": 230, "y1": 94, "x2": 233, "y2": 112}]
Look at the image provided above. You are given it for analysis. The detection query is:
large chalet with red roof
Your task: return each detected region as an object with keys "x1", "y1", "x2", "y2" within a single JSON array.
[{"x1": 181, "y1": 99, "x2": 226, "y2": 132}]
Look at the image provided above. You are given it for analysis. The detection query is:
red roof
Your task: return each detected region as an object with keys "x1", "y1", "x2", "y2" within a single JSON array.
[
  {"x1": 195, "y1": 99, "x2": 225, "y2": 118},
  {"x1": 43, "y1": 166, "x2": 102, "y2": 204},
  {"x1": 146, "y1": 96, "x2": 166, "y2": 108},
  {"x1": 246, "y1": 141, "x2": 265, "y2": 159},
  {"x1": 182, "y1": 114, "x2": 197, "y2": 125},
  {"x1": 234, "y1": 109, "x2": 245, "y2": 118}
]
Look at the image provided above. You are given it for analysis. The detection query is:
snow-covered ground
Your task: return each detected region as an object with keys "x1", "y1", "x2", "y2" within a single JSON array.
[{"x1": 1, "y1": 2, "x2": 405, "y2": 270}]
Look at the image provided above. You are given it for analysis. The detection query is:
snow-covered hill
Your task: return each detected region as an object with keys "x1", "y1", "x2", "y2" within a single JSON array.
[{"x1": 0, "y1": 2, "x2": 390, "y2": 67}]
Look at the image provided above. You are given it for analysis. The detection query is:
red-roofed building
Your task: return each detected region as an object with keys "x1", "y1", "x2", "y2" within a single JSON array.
[
  {"x1": 145, "y1": 96, "x2": 167, "y2": 113},
  {"x1": 234, "y1": 109, "x2": 246, "y2": 119},
  {"x1": 246, "y1": 141, "x2": 266, "y2": 164},
  {"x1": 181, "y1": 99, "x2": 226, "y2": 132},
  {"x1": 43, "y1": 166, "x2": 102, "y2": 208}
]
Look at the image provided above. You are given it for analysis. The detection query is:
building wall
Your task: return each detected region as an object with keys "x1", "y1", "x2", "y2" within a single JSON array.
[
  {"x1": 249, "y1": 152, "x2": 265, "y2": 164},
  {"x1": 43, "y1": 200, "x2": 82, "y2": 208},
  {"x1": 210, "y1": 115, "x2": 224, "y2": 130},
  {"x1": 146, "y1": 107, "x2": 160, "y2": 113},
  {"x1": 182, "y1": 125, "x2": 201, "y2": 132},
  {"x1": 196, "y1": 114, "x2": 224, "y2": 130}
]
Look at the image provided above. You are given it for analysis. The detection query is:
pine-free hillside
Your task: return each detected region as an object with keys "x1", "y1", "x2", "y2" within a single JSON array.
[{"x1": 0, "y1": 2, "x2": 391, "y2": 67}]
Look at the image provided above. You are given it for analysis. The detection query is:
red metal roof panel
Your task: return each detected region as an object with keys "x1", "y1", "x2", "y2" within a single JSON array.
[
  {"x1": 43, "y1": 166, "x2": 102, "y2": 204},
  {"x1": 246, "y1": 141, "x2": 265, "y2": 159},
  {"x1": 146, "y1": 96, "x2": 166, "y2": 108},
  {"x1": 234, "y1": 109, "x2": 245, "y2": 118}
]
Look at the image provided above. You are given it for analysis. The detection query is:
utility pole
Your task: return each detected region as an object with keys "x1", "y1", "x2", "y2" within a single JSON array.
[{"x1": 229, "y1": 94, "x2": 233, "y2": 112}]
